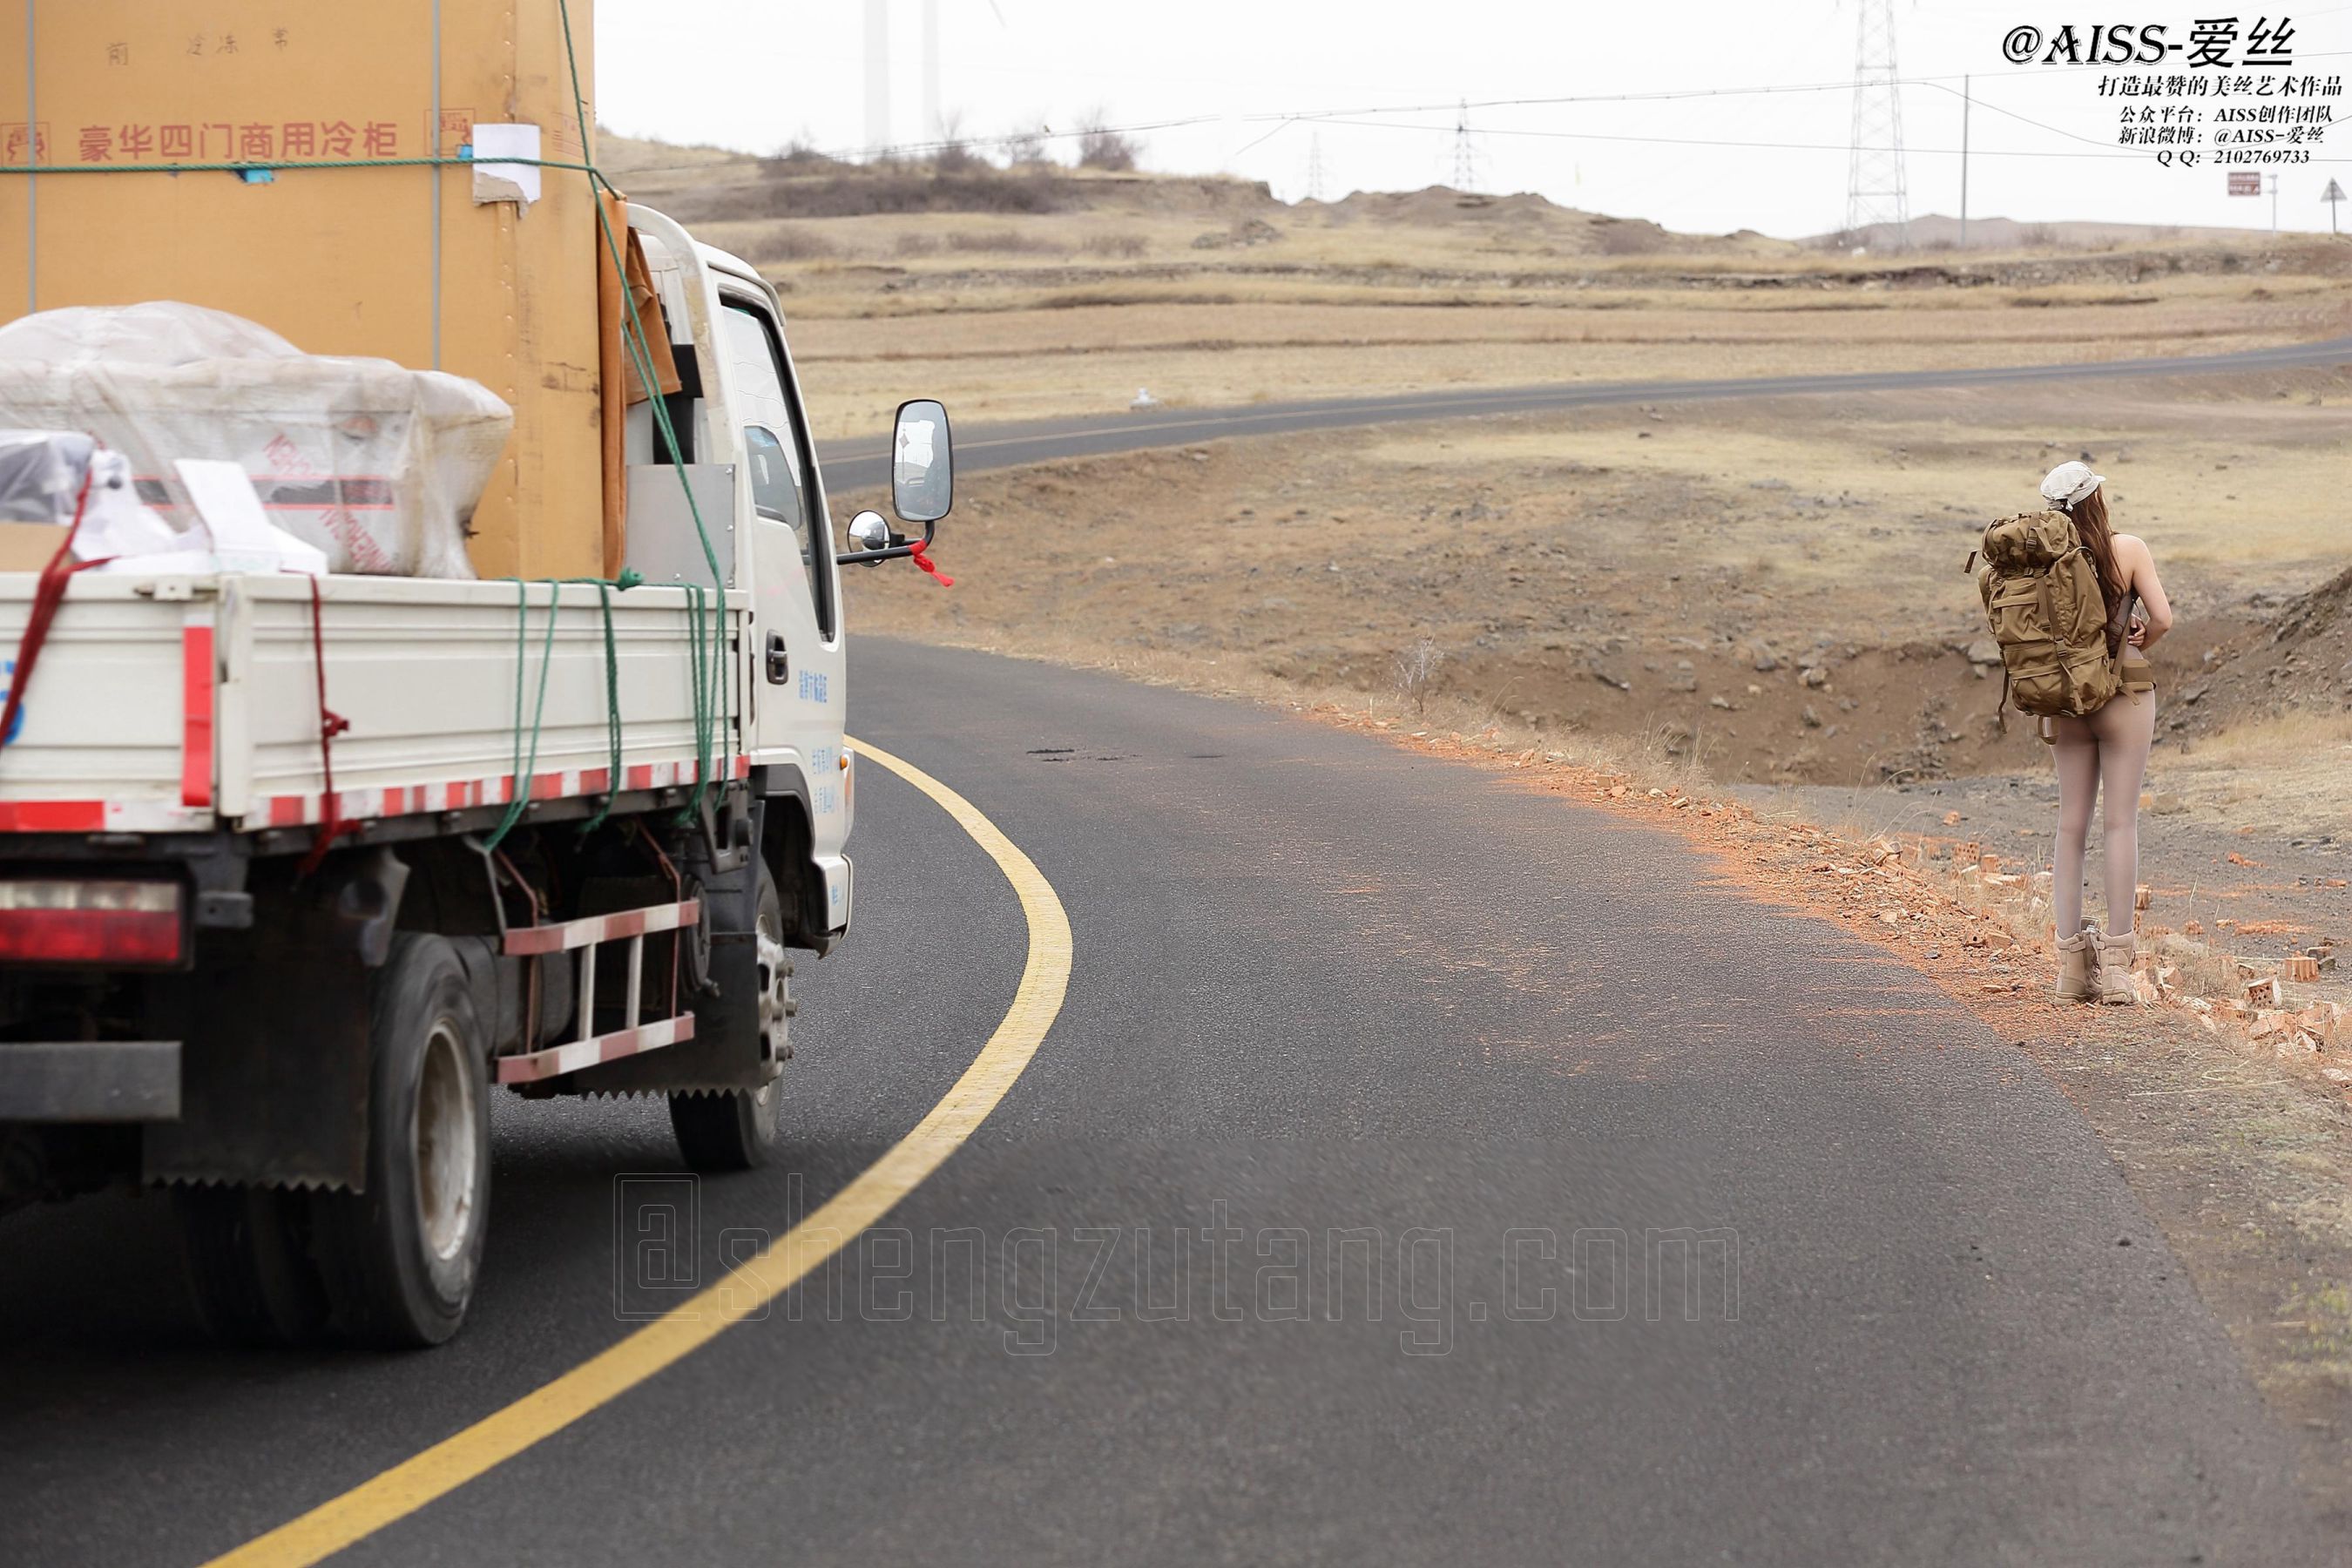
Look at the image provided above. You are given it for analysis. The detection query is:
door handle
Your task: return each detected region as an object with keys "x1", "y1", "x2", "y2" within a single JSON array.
[{"x1": 765, "y1": 632, "x2": 790, "y2": 685}]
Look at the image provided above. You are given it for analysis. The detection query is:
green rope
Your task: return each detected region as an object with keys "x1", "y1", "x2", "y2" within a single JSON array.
[
  {"x1": 496, "y1": 17, "x2": 737, "y2": 835},
  {"x1": 552, "y1": 0, "x2": 731, "y2": 827},
  {"x1": 604, "y1": 261, "x2": 723, "y2": 825},
  {"x1": 565, "y1": 573, "x2": 630, "y2": 837},
  {"x1": 483, "y1": 579, "x2": 563, "y2": 854},
  {"x1": 481, "y1": 571, "x2": 641, "y2": 849}
]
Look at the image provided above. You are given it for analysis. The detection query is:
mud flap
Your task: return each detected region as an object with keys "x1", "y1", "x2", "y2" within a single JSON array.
[
  {"x1": 141, "y1": 850, "x2": 406, "y2": 1192},
  {"x1": 142, "y1": 918, "x2": 373, "y2": 1192}
]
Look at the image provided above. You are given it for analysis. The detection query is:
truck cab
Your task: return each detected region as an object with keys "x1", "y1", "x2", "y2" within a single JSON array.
[{"x1": 627, "y1": 210, "x2": 855, "y2": 947}]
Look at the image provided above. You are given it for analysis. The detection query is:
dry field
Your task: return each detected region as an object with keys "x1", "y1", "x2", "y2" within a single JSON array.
[
  {"x1": 603, "y1": 133, "x2": 2352, "y2": 441},
  {"x1": 785, "y1": 281, "x2": 2342, "y2": 442},
  {"x1": 608, "y1": 134, "x2": 2352, "y2": 832},
  {"x1": 838, "y1": 369, "x2": 2352, "y2": 810}
]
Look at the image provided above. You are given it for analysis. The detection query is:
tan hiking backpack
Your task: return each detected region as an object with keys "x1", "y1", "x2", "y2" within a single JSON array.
[{"x1": 1971, "y1": 510, "x2": 2122, "y2": 736}]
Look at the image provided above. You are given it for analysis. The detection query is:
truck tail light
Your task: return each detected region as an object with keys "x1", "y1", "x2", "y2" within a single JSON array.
[{"x1": 0, "y1": 880, "x2": 184, "y2": 965}]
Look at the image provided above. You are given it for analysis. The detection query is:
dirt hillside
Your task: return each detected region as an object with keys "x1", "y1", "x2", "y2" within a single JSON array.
[{"x1": 2180, "y1": 563, "x2": 2352, "y2": 733}]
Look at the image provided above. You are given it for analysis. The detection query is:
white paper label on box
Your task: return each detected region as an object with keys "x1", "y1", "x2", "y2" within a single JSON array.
[{"x1": 472, "y1": 123, "x2": 544, "y2": 207}]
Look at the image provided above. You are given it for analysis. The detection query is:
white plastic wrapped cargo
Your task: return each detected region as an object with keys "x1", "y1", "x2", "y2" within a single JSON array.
[{"x1": 0, "y1": 303, "x2": 511, "y2": 579}]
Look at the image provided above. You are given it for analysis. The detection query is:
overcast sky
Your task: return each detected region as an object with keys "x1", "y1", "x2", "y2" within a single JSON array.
[{"x1": 598, "y1": 3, "x2": 2351, "y2": 237}]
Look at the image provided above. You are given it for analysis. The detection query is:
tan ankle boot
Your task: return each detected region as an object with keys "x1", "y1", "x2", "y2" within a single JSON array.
[
  {"x1": 2055, "y1": 923, "x2": 2099, "y2": 1003},
  {"x1": 2094, "y1": 931, "x2": 2140, "y2": 1005}
]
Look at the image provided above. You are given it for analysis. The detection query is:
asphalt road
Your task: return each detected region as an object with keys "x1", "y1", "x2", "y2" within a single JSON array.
[
  {"x1": 814, "y1": 333, "x2": 2352, "y2": 490},
  {"x1": 0, "y1": 641, "x2": 2337, "y2": 1565}
]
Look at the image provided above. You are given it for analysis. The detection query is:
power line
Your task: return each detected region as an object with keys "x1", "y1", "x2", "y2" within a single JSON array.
[
  {"x1": 1294, "y1": 115, "x2": 2153, "y2": 161},
  {"x1": 605, "y1": 51, "x2": 2351, "y2": 177},
  {"x1": 1235, "y1": 50, "x2": 2352, "y2": 129}
]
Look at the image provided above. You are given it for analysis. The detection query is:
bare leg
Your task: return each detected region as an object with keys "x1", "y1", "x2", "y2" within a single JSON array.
[
  {"x1": 2050, "y1": 713, "x2": 2100, "y2": 937},
  {"x1": 2090, "y1": 690, "x2": 2157, "y2": 936}
]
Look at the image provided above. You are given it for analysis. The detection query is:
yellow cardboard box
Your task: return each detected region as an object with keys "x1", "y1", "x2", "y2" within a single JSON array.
[{"x1": 1, "y1": 0, "x2": 605, "y2": 578}]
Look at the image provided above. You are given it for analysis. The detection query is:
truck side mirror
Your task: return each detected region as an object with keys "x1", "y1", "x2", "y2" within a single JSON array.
[
  {"x1": 835, "y1": 402, "x2": 955, "y2": 571},
  {"x1": 891, "y1": 400, "x2": 952, "y2": 525}
]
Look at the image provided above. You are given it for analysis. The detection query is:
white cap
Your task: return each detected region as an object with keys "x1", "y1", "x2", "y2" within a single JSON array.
[{"x1": 2039, "y1": 460, "x2": 2105, "y2": 510}]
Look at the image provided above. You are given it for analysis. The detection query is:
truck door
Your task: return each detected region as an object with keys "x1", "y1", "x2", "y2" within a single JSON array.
[{"x1": 714, "y1": 294, "x2": 848, "y2": 864}]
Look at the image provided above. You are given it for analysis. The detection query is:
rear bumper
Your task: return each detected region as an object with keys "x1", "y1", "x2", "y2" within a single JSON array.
[{"x1": 0, "y1": 1040, "x2": 181, "y2": 1122}]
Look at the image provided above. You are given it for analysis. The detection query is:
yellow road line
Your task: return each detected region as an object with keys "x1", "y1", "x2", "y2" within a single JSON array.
[{"x1": 206, "y1": 738, "x2": 1071, "y2": 1568}]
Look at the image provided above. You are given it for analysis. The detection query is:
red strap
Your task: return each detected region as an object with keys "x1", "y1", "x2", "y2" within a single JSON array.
[
  {"x1": 906, "y1": 537, "x2": 953, "y2": 588},
  {"x1": 296, "y1": 573, "x2": 358, "y2": 876},
  {"x1": 0, "y1": 468, "x2": 112, "y2": 754}
]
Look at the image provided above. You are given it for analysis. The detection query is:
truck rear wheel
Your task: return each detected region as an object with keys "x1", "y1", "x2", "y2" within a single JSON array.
[
  {"x1": 175, "y1": 1183, "x2": 330, "y2": 1348},
  {"x1": 313, "y1": 934, "x2": 490, "y2": 1348},
  {"x1": 667, "y1": 867, "x2": 792, "y2": 1172}
]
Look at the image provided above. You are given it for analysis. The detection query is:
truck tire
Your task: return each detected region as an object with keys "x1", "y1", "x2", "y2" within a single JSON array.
[
  {"x1": 313, "y1": 934, "x2": 491, "y2": 1348},
  {"x1": 174, "y1": 1184, "x2": 330, "y2": 1348},
  {"x1": 667, "y1": 866, "x2": 792, "y2": 1172}
]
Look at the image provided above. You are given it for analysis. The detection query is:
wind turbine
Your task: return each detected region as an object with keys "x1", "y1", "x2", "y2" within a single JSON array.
[{"x1": 864, "y1": 0, "x2": 890, "y2": 156}]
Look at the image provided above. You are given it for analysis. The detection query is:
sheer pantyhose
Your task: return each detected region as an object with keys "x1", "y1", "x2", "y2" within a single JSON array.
[{"x1": 2050, "y1": 689, "x2": 2156, "y2": 938}]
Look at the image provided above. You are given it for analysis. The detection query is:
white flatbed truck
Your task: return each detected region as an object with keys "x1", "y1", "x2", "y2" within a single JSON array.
[{"x1": 0, "y1": 206, "x2": 952, "y2": 1347}]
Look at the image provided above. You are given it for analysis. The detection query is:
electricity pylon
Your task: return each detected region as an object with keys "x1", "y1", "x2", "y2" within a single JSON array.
[
  {"x1": 1450, "y1": 100, "x2": 1483, "y2": 193},
  {"x1": 1844, "y1": 0, "x2": 1910, "y2": 246}
]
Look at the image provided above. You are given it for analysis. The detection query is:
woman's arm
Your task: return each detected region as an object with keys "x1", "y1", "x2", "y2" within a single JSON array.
[{"x1": 2121, "y1": 535, "x2": 2173, "y2": 649}]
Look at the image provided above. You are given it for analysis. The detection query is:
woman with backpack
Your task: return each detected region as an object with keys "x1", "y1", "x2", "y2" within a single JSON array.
[{"x1": 2036, "y1": 461, "x2": 2173, "y2": 1005}]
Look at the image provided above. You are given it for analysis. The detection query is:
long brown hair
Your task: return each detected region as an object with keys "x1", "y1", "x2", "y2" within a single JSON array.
[{"x1": 2068, "y1": 486, "x2": 2126, "y2": 618}]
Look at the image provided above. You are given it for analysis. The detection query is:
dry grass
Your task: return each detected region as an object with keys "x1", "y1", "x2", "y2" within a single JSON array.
[
  {"x1": 1354, "y1": 387, "x2": 2351, "y2": 607},
  {"x1": 780, "y1": 272, "x2": 2352, "y2": 441},
  {"x1": 2164, "y1": 711, "x2": 2352, "y2": 835},
  {"x1": 841, "y1": 373, "x2": 2349, "y2": 798},
  {"x1": 2178, "y1": 708, "x2": 2352, "y2": 765}
]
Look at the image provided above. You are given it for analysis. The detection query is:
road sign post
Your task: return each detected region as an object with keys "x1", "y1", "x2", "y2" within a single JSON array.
[{"x1": 2326, "y1": 179, "x2": 2347, "y2": 237}]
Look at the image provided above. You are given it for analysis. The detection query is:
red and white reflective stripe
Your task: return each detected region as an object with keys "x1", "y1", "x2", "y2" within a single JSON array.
[
  {"x1": 0, "y1": 753, "x2": 754, "y2": 835},
  {"x1": 246, "y1": 754, "x2": 754, "y2": 832},
  {"x1": 503, "y1": 897, "x2": 700, "y2": 957},
  {"x1": 179, "y1": 607, "x2": 214, "y2": 809},
  {"x1": 0, "y1": 801, "x2": 106, "y2": 833},
  {"x1": 493, "y1": 1012, "x2": 695, "y2": 1085},
  {"x1": 0, "y1": 800, "x2": 213, "y2": 833}
]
